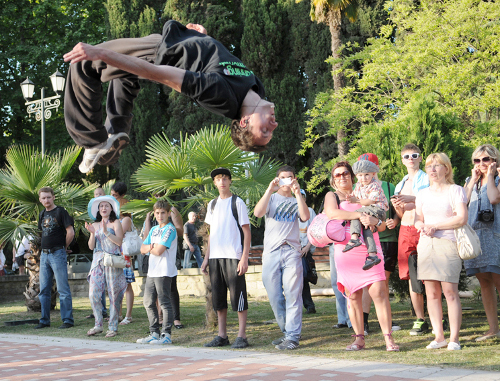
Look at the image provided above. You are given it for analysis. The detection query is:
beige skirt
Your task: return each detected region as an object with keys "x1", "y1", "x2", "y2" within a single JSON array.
[{"x1": 417, "y1": 236, "x2": 462, "y2": 283}]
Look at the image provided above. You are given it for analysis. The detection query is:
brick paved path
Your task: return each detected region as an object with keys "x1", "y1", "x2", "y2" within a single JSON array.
[{"x1": 0, "y1": 334, "x2": 498, "y2": 381}]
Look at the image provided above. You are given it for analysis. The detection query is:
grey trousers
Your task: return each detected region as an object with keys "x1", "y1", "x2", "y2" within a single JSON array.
[
  {"x1": 351, "y1": 205, "x2": 386, "y2": 254},
  {"x1": 64, "y1": 34, "x2": 161, "y2": 148},
  {"x1": 143, "y1": 275, "x2": 173, "y2": 335}
]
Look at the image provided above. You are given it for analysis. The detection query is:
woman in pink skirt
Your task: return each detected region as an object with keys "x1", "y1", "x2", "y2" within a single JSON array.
[{"x1": 324, "y1": 161, "x2": 398, "y2": 351}]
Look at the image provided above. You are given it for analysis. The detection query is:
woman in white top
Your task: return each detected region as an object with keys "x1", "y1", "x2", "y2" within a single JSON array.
[{"x1": 414, "y1": 153, "x2": 467, "y2": 350}]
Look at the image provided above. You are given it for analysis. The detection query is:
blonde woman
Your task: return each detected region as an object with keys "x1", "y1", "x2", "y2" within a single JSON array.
[
  {"x1": 464, "y1": 144, "x2": 500, "y2": 341},
  {"x1": 414, "y1": 153, "x2": 467, "y2": 350}
]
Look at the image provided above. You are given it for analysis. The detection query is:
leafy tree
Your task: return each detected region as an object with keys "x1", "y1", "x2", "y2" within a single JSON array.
[
  {"x1": 0, "y1": 0, "x2": 106, "y2": 168},
  {"x1": 304, "y1": 0, "x2": 360, "y2": 157},
  {"x1": 0, "y1": 145, "x2": 97, "y2": 310},
  {"x1": 301, "y1": 0, "x2": 500, "y2": 192}
]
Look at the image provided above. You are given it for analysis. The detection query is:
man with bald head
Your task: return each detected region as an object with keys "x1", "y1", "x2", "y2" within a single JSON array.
[{"x1": 183, "y1": 211, "x2": 202, "y2": 269}]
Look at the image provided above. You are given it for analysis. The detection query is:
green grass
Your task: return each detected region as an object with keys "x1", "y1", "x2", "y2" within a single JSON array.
[{"x1": 0, "y1": 296, "x2": 499, "y2": 371}]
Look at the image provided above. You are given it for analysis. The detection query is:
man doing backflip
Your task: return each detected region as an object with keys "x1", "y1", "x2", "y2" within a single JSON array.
[{"x1": 63, "y1": 21, "x2": 278, "y2": 173}]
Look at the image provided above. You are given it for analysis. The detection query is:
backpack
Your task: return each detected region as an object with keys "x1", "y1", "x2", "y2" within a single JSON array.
[{"x1": 210, "y1": 194, "x2": 244, "y2": 250}]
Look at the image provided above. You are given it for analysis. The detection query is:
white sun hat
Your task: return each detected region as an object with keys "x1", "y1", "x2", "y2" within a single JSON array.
[{"x1": 87, "y1": 195, "x2": 120, "y2": 221}]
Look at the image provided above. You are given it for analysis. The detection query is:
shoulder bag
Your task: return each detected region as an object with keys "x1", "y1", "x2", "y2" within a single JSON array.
[
  {"x1": 307, "y1": 193, "x2": 346, "y2": 247},
  {"x1": 449, "y1": 186, "x2": 482, "y2": 260},
  {"x1": 103, "y1": 253, "x2": 127, "y2": 268},
  {"x1": 122, "y1": 226, "x2": 143, "y2": 256}
]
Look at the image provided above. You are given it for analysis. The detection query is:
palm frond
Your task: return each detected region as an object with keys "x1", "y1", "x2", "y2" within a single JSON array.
[{"x1": 191, "y1": 125, "x2": 253, "y2": 172}]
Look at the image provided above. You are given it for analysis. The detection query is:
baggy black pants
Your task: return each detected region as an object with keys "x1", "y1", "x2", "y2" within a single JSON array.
[{"x1": 64, "y1": 34, "x2": 161, "y2": 148}]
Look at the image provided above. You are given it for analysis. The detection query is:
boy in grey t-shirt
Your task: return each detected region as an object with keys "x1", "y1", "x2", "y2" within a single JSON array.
[{"x1": 254, "y1": 165, "x2": 310, "y2": 350}]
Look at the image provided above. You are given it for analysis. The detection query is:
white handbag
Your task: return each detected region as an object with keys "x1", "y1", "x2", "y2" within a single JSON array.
[
  {"x1": 455, "y1": 223, "x2": 481, "y2": 260},
  {"x1": 122, "y1": 226, "x2": 143, "y2": 256},
  {"x1": 450, "y1": 187, "x2": 482, "y2": 260},
  {"x1": 103, "y1": 253, "x2": 126, "y2": 268}
]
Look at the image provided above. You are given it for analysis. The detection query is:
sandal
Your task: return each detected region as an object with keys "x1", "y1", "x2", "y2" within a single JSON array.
[
  {"x1": 105, "y1": 330, "x2": 117, "y2": 338},
  {"x1": 342, "y1": 238, "x2": 362, "y2": 253},
  {"x1": 346, "y1": 334, "x2": 365, "y2": 351},
  {"x1": 119, "y1": 317, "x2": 133, "y2": 325},
  {"x1": 87, "y1": 326, "x2": 103, "y2": 336},
  {"x1": 384, "y1": 332, "x2": 400, "y2": 352}
]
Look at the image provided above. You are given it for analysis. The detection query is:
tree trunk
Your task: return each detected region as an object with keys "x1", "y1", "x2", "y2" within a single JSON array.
[
  {"x1": 328, "y1": 8, "x2": 349, "y2": 157},
  {"x1": 198, "y1": 218, "x2": 217, "y2": 328},
  {"x1": 24, "y1": 237, "x2": 57, "y2": 312}
]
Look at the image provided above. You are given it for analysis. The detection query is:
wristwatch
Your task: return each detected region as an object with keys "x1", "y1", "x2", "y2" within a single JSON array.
[{"x1": 376, "y1": 219, "x2": 383, "y2": 227}]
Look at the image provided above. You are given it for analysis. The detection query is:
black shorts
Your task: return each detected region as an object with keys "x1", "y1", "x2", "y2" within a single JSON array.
[
  {"x1": 15, "y1": 256, "x2": 25, "y2": 267},
  {"x1": 380, "y1": 241, "x2": 398, "y2": 273},
  {"x1": 209, "y1": 258, "x2": 248, "y2": 312}
]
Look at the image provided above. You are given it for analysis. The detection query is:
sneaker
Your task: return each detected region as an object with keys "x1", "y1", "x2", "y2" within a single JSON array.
[
  {"x1": 410, "y1": 319, "x2": 429, "y2": 336},
  {"x1": 79, "y1": 133, "x2": 129, "y2": 173},
  {"x1": 271, "y1": 336, "x2": 286, "y2": 345},
  {"x1": 426, "y1": 339, "x2": 448, "y2": 349},
  {"x1": 136, "y1": 332, "x2": 160, "y2": 344},
  {"x1": 342, "y1": 238, "x2": 362, "y2": 252},
  {"x1": 362, "y1": 255, "x2": 382, "y2": 270},
  {"x1": 97, "y1": 134, "x2": 130, "y2": 165},
  {"x1": 364, "y1": 321, "x2": 370, "y2": 336},
  {"x1": 332, "y1": 323, "x2": 349, "y2": 329},
  {"x1": 58, "y1": 323, "x2": 74, "y2": 329},
  {"x1": 231, "y1": 337, "x2": 249, "y2": 349},
  {"x1": 204, "y1": 335, "x2": 230, "y2": 347},
  {"x1": 391, "y1": 323, "x2": 402, "y2": 331},
  {"x1": 447, "y1": 341, "x2": 461, "y2": 350},
  {"x1": 276, "y1": 339, "x2": 299, "y2": 350},
  {"x1": 150, "y1": 333, "x2": 172, "y2": 345},
  {"x1": 34, "y1": 323, "x2": 50, "y2": 329},
  {"x1": 432, "y1": 319, "x2": 448, "y2": 334}
]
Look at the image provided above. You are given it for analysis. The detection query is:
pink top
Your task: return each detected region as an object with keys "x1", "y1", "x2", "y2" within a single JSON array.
[{"x1": 415, "y1": 184, "x2": 467, "y2": 241}]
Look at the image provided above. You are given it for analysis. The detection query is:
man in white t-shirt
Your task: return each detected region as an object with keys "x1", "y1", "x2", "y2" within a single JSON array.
[
  {"x1": 201, "y1": 167, "x2": 251, "y2": 349},
  {"x1": 137, "y1": 200, "x2": 178, "y2": 345},
  {"x1": 254, "y1": 165, "x2": 310, "y2": 350},
  {"x1": 13, "y1": 235, "x2": 31, "y2": 275}
]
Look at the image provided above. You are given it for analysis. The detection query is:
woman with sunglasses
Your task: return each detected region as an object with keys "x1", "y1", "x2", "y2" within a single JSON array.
[
  {"x1": 324, "y1": 161, "x2": 399, "y2": 352},
  {"x1": 414, "y1": 153, "x2": 467, "y2": 350},
  {"x1": 464, "y1": 144, "x2": 500, "y2": 342}
]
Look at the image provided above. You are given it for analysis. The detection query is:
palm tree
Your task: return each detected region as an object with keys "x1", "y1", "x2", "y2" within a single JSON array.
[
  {"x1": 0, "y1": 145, "x2": 97, "y2": 311},
  {"x1": 125, "y1": 125, "x2": 281, "y2": 326},
  {"x1": 308, "y1": 0, "x2": 359, "y2": 156}
]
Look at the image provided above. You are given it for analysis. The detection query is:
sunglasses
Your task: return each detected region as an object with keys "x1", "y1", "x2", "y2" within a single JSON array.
[
  {"x1": 402, "y1": 153, "x2": 420, "y2": 160},
  {"x1": 473, "y1": 157, "x2": 493, "y2": 164},
  {"x1": 333, "y1": 170, "x2": 351, "y2": 178}
]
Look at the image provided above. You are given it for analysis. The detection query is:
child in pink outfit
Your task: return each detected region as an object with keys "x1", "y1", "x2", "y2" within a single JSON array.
[{"x1": 343, "y1": 160, "x2": 389, "y2": 270}]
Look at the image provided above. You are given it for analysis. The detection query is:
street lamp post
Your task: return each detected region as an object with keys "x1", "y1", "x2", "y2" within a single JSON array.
[{"x1": 20, "y1": 70, "x2": 65, "y2": 157}]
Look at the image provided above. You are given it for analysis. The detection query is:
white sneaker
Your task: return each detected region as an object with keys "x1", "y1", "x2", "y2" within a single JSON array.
[
  {"x1": 79, "y1": 133, "x2": 129, "y2": 173},
  {"x1": 447, "y1": 341, "x2": 461, "y2": 350},
  {"x1": 136, "y1": 332, "x2": 160, "y2": 344},
  {"x1": 150, "y1": 333, "x2": 172, "y2": 345},
  {"x1": 391, "y1": 324, "x2": 401, "y2": 331},
  {"x1": 426, "y1": 340, "x2": 448, "y2": 349}
]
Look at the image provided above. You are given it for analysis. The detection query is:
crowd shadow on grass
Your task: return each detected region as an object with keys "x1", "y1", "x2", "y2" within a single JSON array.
[{"x1": 1, "y1": 296, "x2": 500, "y2": 370}]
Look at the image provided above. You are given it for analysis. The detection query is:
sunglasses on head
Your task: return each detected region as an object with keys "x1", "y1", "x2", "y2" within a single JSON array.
[
  {"x1": 333, "y1": 170, "x2": 350, "y2": 178},
  {"x1": 473, "y1": 157, "x2": 493, "y2": 164},
  {"x1": 402, "y1": 153, "x2": 420, "y2": 160}
]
